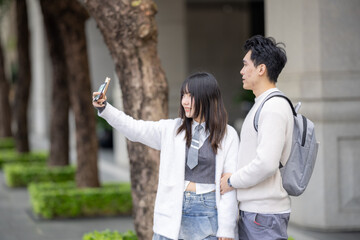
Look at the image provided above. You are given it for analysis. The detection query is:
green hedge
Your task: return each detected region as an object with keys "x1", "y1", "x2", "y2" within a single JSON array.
[
  {"x1": 83, "y1": 230, "x2": 137, "y2": 240},
  {"x1": 0, "y1": 149, "x2": 48, "y2": 169},
  {"x1": 29, "y1": 181, "x2": 132, "y2": 219},
  {"x1": 4, "y1": 163, "x2": 75, "y2": 187},
  {"x1": 0, "y1": 137, "x2": 15, "y2": 149}
]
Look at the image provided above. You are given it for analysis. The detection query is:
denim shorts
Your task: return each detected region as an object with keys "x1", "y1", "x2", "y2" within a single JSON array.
[
  {"x1": 152, "y1": 191, "x2": 218, "y2": 240},
  {"x1": 179, "y1": 191, "x2": 218, "y2": 240}
]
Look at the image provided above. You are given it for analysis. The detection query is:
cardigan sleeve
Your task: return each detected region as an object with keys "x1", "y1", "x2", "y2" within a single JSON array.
[
  {"x1": 98, "y1": 103, "x2": 163, "y2": 150},
  {"x1": 217, "y1": 126, "x2": 239, "y2": 239}
]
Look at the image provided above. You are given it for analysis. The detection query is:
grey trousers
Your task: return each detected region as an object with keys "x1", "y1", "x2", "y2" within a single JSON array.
[{"x1": 238, "y1": 210, "x2": 290, "y2": 240}]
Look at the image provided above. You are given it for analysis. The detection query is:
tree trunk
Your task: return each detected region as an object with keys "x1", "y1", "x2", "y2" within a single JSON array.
[
  {"x1": 82, "y1": 1, "x2": 168, "y2": 239},
  {"x1": 39, "y1": 0, "x2": 70, "y2": 166},
  {"x1": 13, "y1": 0, "x2": 30, "y2": 152},
  {"x1": 0, "y1": 43, "x2": 12, "y2": 138},
  {"x1": 54, "y1": 0, "x2": 99, "y2": 188}
]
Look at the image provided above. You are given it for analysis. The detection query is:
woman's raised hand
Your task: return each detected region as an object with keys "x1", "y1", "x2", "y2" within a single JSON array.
[{"x1": 92, "y1": 92, "x2": 107, "y2": 108}]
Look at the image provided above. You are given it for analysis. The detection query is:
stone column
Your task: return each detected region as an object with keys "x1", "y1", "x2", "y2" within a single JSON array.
[
  {"x1": 266, "y1": 0, "x2": 360, "y2": 230},
  {"x1": 112, "y1": 76, "x2": 129, "y2": 168},
  {"x1": 86, "y1": 18, "x2": 127, "y2": 168},
  {"x1": 27, "y1": 0, "x2": 51, "y2": 151},
  {"x1": 156, "y1": 0, "x2": 187, "y2": 118}
]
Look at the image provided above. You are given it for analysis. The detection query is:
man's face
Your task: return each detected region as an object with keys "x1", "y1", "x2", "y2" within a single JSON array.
[{"x1": 240, "y1": 51, "x2": 259, "y2": 91}]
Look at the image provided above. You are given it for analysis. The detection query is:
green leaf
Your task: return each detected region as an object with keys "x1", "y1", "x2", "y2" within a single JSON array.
[{"x1": 131, "y1": 0, "x2": 142, "y2": 7}]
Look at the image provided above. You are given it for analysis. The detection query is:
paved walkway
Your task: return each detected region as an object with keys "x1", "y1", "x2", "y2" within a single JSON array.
[{"x1": 1, "y1": 149, "x2": 360, "y2": 240}]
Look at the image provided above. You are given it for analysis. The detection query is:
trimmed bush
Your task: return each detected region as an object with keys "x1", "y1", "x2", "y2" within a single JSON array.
[
  {"x1": 4, "y1": 163, "x2": 75, "y2": 187},
  {"x1": 0, "y1": 149, "x2": 48, "y2": 169},
  {"x1": 0, "y1": 137, "x2": 15, "y2": 149},
  {"x1": 29, "y1": 181, "x2": 132, "y2": 219},
  {"x1": 83, "y1": 230, "x2": 137, "y2": 240}
]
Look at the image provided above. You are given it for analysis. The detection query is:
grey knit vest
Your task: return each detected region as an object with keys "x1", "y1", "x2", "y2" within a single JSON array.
[{"x1": 185, "y1": 138, "x2": 216, "y2": 183}]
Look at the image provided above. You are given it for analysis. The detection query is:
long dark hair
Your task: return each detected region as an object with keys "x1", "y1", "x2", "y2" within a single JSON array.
[{"x1": 177, "y1": 72, "x2": 228, "y2": 154}]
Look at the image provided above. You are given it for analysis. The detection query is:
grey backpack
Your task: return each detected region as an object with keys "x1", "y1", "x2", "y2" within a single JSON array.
[{"x1": 254, "y1": 91, "x2": 319, "y2": 196}]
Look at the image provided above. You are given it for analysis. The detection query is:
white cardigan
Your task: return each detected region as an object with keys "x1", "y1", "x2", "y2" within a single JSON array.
[{"x1": 99, "y1": 103, "x2": 239, "y2": 239}]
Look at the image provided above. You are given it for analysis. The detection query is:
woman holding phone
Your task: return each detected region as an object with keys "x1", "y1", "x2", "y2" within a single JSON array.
[{"x1": 93, "y1": 72, "x2": 238, "y2": 240}]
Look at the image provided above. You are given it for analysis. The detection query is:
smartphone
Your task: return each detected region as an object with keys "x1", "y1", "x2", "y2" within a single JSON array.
[{"x1": 93, "y1": 77, "x2": 111, "y2": 101}]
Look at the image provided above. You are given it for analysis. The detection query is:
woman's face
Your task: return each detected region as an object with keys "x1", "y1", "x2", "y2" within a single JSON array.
[{"x1": 181, "y1": 93, "x2": 195, "y2": 119}]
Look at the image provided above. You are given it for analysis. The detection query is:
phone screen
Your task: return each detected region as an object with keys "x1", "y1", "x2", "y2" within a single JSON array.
[
  {"x1": 93, "y1": 83, "x2": 106, "y2": 101},
  {"x1": 93, "y1": 77, "x2": 111, "y2": 102}
]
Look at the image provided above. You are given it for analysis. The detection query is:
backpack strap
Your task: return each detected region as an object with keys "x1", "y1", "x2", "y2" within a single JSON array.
[{"x1": 253, "y1": 91, "x2": 297, "y2": 132}]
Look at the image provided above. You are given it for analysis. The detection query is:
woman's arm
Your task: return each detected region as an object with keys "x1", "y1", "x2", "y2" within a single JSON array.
[{"x1": 93, "y1": 92, "x2": 163, "y2": 150}]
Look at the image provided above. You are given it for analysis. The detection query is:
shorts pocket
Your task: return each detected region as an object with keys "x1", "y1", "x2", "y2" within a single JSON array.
[
  {"x1": 253, "y1": 213, "x2": 275, "y2": 229},
  {"x1": 202, "y1": 198, "x2": 217, "y2": 209}
]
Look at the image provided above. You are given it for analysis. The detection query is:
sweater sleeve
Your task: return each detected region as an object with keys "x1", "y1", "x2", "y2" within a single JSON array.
[
  {"x1": 217, "y1": 127, "x2": 239, "y2": 239},
  {"x1": 98, "y1": 103, "x2": 162, "y2": 150},
  {"x1": 231, "y1": 98, "x2": 290, "y2": 188}
]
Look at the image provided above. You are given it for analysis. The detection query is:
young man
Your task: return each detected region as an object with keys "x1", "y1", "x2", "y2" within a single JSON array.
[{"x1": 220, "y1": 35, "x2": 293, "y2": 240}]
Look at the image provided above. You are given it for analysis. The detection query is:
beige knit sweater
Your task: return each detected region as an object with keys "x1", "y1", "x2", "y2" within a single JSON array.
[{"x1": 231, "y1": 88, "x2": 293, "y2": 214}]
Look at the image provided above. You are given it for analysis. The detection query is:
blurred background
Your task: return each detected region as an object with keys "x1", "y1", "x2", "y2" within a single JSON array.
[{"x1": 1, "y1": 0, "x2": 360, "y2": 238}]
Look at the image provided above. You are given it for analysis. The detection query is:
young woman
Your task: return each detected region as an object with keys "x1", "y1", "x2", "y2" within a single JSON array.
[{"x1": 93, "y1": 72, "x2": 238, "y2": 240}]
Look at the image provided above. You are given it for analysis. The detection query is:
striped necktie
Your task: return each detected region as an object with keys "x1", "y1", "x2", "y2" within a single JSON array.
[{"x1": 187, "y1": 124, "x2": 203, "y2": 169}]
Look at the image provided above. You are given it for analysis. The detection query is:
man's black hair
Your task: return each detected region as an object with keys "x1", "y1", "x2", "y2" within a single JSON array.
[{"x1": 244, "y1": 35, "x2": 287, "y2": 83}]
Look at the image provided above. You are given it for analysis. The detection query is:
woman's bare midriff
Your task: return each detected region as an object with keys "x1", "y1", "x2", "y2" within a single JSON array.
[{"x1": 186, "y1": 182, "x2": 196, "y2": 192}]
